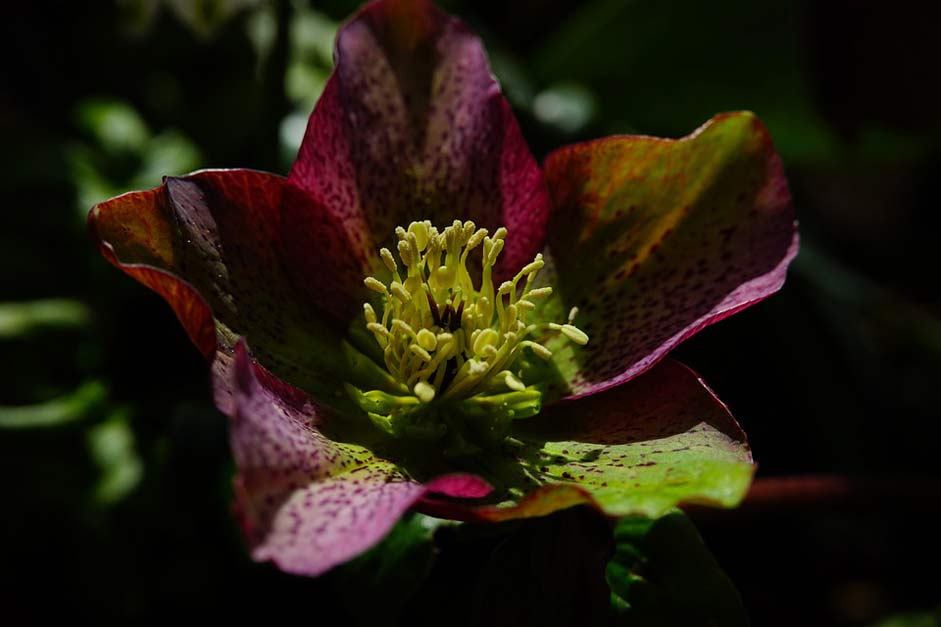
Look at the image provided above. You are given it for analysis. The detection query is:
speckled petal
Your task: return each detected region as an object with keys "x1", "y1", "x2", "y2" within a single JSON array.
[
  {"x1": 288, "y1": 0, "x2": 549, "y2": 301},
  {"x1": 540, "y1": 112, "x2": 798, "y2": 399},
  {"x1": 89, "y1": 169, "x2": 352, "y2": 400},
  {"x1": 417, "y1": 360, "x2": 753, "y2": 522},
  {"x1": 220, "y1": 341, "x2": 491, "y2": 577}
]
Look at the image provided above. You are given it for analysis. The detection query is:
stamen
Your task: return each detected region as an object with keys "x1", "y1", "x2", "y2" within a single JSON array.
[
  {"x1": 354, "y1": 220, "x2": 589, "y2": 439},
  {"x1": 522, "y1": 341, "x2": 553, "y2": 360},
  {"x1": 414, "y1": 381, "x2": 435, "y2": 403},
  {"x1": 548, "y1": 322, "x2": 589, "y2": 345},
  {"x1": 390, "y1": 282, "x2": 411, "y2": 303},
  {"x1": 416, "y1": 328, "x2": 437, "y2": 351},
  {"x1": 379, "y1": 248, "x2": 396, "y2": 273},
  {"x1": 363, "y1": 303, "x2": 377, "y2": 324},
  {"x1": 364, "y1": 277, "x2": 387, "y2": 294}
]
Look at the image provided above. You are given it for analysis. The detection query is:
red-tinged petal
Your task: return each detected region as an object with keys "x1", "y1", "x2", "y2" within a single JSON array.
[
  {"x1": 89, "y1": 184, "x2": 216, "y2": 357},
  {"x1": 417, "y1": 360, "x2": 753, "y2": 522},
  {"x1": 540, "y1": 112, "x2": 797, "y2": 399},
  {"x1": 287, "y1": 0, "x2": 549, "y2": 302},
  {"x1": 89, "y1": 169, "x2": 354, "y2": 401},
  {"x1": 220, "y1": 341, "x2": 491, "y2": 577}
]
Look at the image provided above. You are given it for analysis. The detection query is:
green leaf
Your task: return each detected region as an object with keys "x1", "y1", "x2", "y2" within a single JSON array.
[
  {"x1": 0, "y1": 380, "x2": 107, "y2": 430},
  {"x1": 75, "y1": 98, "x2": 151, "y2": 153},
  {"x1": 87, "y1": 410, "x2": 144, "y2": 504},
  {"x1": 406, "y1": 507, "x2": 613, "y2": 627},
  {"x1": 871, "y1": 608, "x2": 941, "y2": 627},
  {"x1": 334, "y1": 512, "x2": 445, "y2": 624},
  {"x1": 607, "y1": 510, "x2": 747, "y2": 626},
  {"x1": 0, "y1": 299, "x2": 91, "y2": 338}
]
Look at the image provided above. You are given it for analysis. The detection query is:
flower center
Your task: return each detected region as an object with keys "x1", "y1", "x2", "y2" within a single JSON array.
[{"x1": 346, "y1": 220, "x2": 587, "y2": 448}]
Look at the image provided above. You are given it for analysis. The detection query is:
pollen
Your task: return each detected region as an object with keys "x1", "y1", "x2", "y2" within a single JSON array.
[{"x1": 351, "y1": 220, "x2": 588, "y2": 443}]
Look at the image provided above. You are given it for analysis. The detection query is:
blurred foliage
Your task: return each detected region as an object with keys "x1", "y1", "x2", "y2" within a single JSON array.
[
  {"x1": 2, "y1": 0, "x2": 940, "y2": 624},
  {"x1": 607, "y1": 511, "x2": 746, "y2": 626},
  {"x1": 872, "y1": 609, "x2": 941, "y2": 627},
  {"x1": 0, "y1": 380, "x2": 107, "y2": 429}
]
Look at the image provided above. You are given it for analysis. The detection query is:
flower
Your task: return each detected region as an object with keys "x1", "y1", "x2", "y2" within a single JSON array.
[{"x1": 89, "y1": 0, "x2": 797, "y2": 577}]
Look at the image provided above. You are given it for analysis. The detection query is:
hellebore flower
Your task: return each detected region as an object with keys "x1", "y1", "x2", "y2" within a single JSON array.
[{"x1": 89, "y1": 0, "x2": 797, "y2": 576}]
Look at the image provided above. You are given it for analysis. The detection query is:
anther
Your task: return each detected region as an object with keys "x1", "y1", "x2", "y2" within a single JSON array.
[
  {"x1": 408, "y1": 221, "x2": 430, "y2": 250},
  {"x1": 390, "y1": 282, "x2": 411, "y2": 303},
  {"x1": 473, "y1": 328, "x2": 499, "y2": 356},
  {"x1": 409, "y1": 344, "x2": 432, "y2": 362},
  {"x1": 367, "y1": 322, "x2": 390, "y2": 338},
  {"x1": 380, "y1": 248, "x2": 397, "y2": 272},
  {"x1": 501, "y1": 370, "x2": 526, "y2": 392},
  {"x1": 549, "y1": 322, "x2": 589, "y2": 345},
  {"x1": 364, "y1": 277, "x2": 387, "y2": 293},
  {"x1": 527, "y1": 287, "x2": 552, "y2": 299},
  {"x1": 391, "y1": 318, "x2": 414, "y2": 337},
  {"x1": 363, "y1": 303, "x2": 377, "y2": 324},
  {"x1": 416, "y1": 328, "x2": 437, "y2": 351},
  {"x1": 517, "y1": 254, "x2": 544, "y2": 277},
  {"x1": 522, "y1": 341, "x2": 552, "y2": 360},
  {"x1": 414, "y1": 381, "x2": 435, "y2": 403}
]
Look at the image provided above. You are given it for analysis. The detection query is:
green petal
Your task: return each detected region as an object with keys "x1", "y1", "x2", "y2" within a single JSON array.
[{"x1": 426, "y1": 360, "x2": 754, "y2": 521}]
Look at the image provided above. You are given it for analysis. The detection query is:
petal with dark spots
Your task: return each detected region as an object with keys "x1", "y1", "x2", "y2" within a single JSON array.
[
  {"x1": 416, "y1": 360, "x2": 753, "y2": 521},
  {"x1": 539, "y1": 111, "x2": 798, "y2": 399},
  {"x1": 221, "y1": 341, "x2": 491, "y2": 577},
  {"x1": 288, "y1": 0, "x2": 549, "y2": 300},
  {"x1": 89, "y1": 169, "x2": 352, "y2": 401}
]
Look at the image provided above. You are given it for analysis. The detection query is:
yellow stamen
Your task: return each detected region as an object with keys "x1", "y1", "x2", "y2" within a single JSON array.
[{"x1": 359, "y1": 220, "x2": 587, "y2": 407}]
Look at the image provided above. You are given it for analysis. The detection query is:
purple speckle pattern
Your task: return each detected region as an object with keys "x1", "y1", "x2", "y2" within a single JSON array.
[
  {"x1": 288, "y1": 0, "x2": 549, "y2": 293},
  {"x1": 97, "y1": 169, "x2": 354, "y2": 398},
  {"x1": 416, "y1": 360, "x2": 753, "y2": 522},
  {"x1": 219, "y1": 341, "x2": 491, "y2": 577},
  {"x1": 541, "y1": 112, "x2": 798, "y2": 399}
]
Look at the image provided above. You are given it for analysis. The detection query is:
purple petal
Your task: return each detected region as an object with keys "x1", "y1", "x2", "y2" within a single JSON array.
[
  {"x1": 540, "y1": 112, "x2": 798, "y2": 399},
  {"x1": 89, "y1": 169, "x2": 354, "y2": 400},
  {"x1": 220, "y1": 341, "x2": 491, "y2": 577},
  {"x1": 287, "y1": 0, "x2": 549, "y2": 307}
]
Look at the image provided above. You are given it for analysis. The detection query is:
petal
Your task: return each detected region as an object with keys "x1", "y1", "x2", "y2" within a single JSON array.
[
  {"x1": 220, "y1": 341, "x2": 491, "y2": 577},
  {"x1": 89, "y1": 169, "x2": 353, "y2": 400},
  {"x1": 417, "y1": 360, "x2": 753, "y2": 522},
  {"x1": 288, "y1": 0, "x2": 549, "y2": 293},
  {"x1": 540, "y1": 112, "x2": 797, "y2": 398}
]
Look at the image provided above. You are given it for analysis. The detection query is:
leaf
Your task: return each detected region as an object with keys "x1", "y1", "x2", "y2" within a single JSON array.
[
  {"x1": 0, "y1": 299, "x2": 91, "y2": 338},
  {"x1": 75, "y1": 98, "x2": 150, "y2": 153},
  {"x1": 334, "y1": 513, "x2": 445, "y2": 624},
  {"x1": 0, "y1": 380, "x2": 107, "y2": 430},
  {"x1": 606, "y1": 510, "x2": 747, "y2": 627},
  {"x1": 87, "y1": 409, "x2": 144, "y2": 504},
  {"x1": 406, "y1": 506, "x2": 613, "y2": 627}
]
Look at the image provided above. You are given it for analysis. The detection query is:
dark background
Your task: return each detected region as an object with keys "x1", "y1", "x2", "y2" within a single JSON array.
[{"x1": 2, "y1": 0, "x2": 940, "y2": 624}]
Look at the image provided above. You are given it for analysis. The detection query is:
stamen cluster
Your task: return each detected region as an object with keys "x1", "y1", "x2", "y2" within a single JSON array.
[{"x1": 353, "y1": 220, "x2": 587, "y2": 441}]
